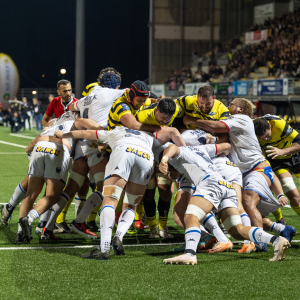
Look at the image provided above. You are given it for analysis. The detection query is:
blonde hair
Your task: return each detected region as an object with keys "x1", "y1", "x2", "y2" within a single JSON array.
[{"x1": 235, "y1": 98, "x2": 255, "y2": 118}]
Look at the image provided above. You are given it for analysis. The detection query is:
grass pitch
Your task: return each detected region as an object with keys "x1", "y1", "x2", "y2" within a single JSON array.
[{"x1": 0, "y1": 126, "x2": 300, "y2": 300}]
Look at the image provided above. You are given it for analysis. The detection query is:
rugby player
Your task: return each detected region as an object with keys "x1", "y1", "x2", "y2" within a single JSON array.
[
  {"x1": 159, "y1": 143, "x2": 290, "y2": 264},
  {"x1": 183, "y1": 98, "x2": 296, "y2": 252}
]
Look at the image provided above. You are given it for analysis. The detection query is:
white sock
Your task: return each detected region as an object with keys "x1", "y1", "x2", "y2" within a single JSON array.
[
  {"x1": 115, "y1": 208, "x2": 135, "y2": 242},
  {"x1": 45, "y1": 192, "x2": 69, "y2": 231},
  {"x1": 249, "y1": 227, "x2": 279, "y2": 246},
  {"x1": 203, "y1": 213, "x2": 228, "y2": 243},
  {"x1": 75, "y1": 191, "x2": 103, "y2": 223},
  {"x1": 27, "y1": 209, "x2": 40, "y2": 225},
  {"x1": 100, "y1": 205, "x2": 115, "y2": 253},
  {"x1": 184, "y1": 227, "x2": 201, "y2": 256},
  {"x1": 200, "y1": 224, "x2": 209, "y2": 238},
  {"x1": 241, "y1": 213, "x2": 251, "y2": 244},
  {"x1": 8, "y1": 183, "x2": 27, "y2": 210},
  {"x1": 75, "y1": 196, "x2": 86, "y2": 218},
  {"x1": 270, "y1": 222, "x2": 285, "y2": 235},
  {"x1": 40, "y1": 210, "x2": 50, "y2": 222}
]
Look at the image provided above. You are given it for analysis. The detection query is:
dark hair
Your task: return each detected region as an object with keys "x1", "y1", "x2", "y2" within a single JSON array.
[
  {"x1": 253, "y1": 118, "x2": 270, "y2": 137},
  {"x1": 57, "y1": 80, "x2": 71, "y2": 89},
  {"x1": 157, "y1": 98, "x2": 176, "y2": 116},
  {"x1": 197, "y1": 85, "x2": 214, "y2": 98}
]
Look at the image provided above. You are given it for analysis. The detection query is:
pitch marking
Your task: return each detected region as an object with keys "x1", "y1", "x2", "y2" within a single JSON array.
[
  {"x1": 9, "y1": 133, "x2": 35, "y2": 140},
  {"x1": 0, "y1": 141, "x2": 26, "y2": 148}
]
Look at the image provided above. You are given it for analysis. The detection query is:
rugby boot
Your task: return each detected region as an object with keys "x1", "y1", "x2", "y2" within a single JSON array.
[
  {"x1": 16, "y1": 231, "x2": 27, "y2": 243},
  {"x1": 206, "y1": 241, "x2": 233, "y2": 253},
  {"x1": 69, "y1": 220, "x2": 98, "y2": 239},
  {"x1": 149, "y1": 227, "x2": 160, "y2": 239},
  {"x1": 41, "y1": 228, "x2": 60, "y2": 240},
  {"x1": 255, "y1": 242, "x2": 268, "y2": 252},
  {"x1": 279, "y1": 225, "x2": 296, "y2": 244},
  {"x1": 127, "y1": 223, "x2": 137, "y2": 235},
  {"x1": 269, "y1": 236, "x2": 290, "y2": 261},
  {"x1": 159, "y1": 226, "x2": 174, "y2": 239},
  {"x1": 276, "y1": 218, "x2": 287, "y2": 226},
  {"x1": 35, "y1": 226, "x2": 44, "y2": 235},
  {"x1": 237, "y1": 242, "x2": 256, "y2": 253},
  {"x1": 82, "y1": 249, "x2": 110, "y2": 260},
  {"x1": 197, "y1": 235, "x2": 217, "y2": 252},
  {"x1": 135, "y1": 220, "x2": 149, "y2": 230},
  {"x1": 163, "y1": 254, "x2": 197, "y2": 265},
  {"x1": 112, "y1": 236, "x2": 125, "y2": 256},
  {"x1": 19, "y1": 216, "x2": 31, "y2": 242},
  {"x1": 1, "y1": 204, "x2": 11, "y2": 226},
  {"x1": 54, "y1": 221, "x2": 72, "y2": 233},
  {"x1": 87, "y1": 220, "x2": 100, "y2": 232}
]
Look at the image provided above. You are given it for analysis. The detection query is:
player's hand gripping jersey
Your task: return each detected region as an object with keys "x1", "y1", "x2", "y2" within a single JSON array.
[{"x1": 175, "y1": 95, "x2": 230, "y2": 129}]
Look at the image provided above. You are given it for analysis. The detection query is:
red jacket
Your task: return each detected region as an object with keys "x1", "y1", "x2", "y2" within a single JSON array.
[{"x1": 45, "y1": 96, "x2": 78, "y2": 118}]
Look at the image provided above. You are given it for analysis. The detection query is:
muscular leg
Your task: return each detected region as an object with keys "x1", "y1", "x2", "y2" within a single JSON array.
[
  {"x1": 242, "y1": 190, "x2": 262, "y2": 227},
  {"x1": 174, "y1": 190, "x2": 191, "y2": 228}
]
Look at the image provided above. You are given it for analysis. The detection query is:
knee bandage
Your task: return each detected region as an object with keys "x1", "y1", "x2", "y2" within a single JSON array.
[
  {"x1": 93, "y1": 172, "x2": 105, "y2": 184},
  {"x1": 123, "y1": 192, "x2": 143, "y2": 206},
  {"x1": 103, "y1": 185, "x2": 123, "y2": 201},
  {"x1": 280, "y1": 177, "x2": 296, "y2": 193},
  {"x1": 69, "y1": 171, "x2": 86, "y2": 188},
  {"x1": 147, "y1": 176, "x2": 156, "y2": 190},
  {"x1": 185, "y1": 204, "x2": 207, "y2": 223},
  {"x1": 222, "y1": 215, "x2": 242, "y2": 231}
]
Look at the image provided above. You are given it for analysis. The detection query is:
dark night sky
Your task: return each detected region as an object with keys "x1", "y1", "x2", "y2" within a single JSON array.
[{"x1": 0, "y1": 0, "x2": 150, "y2": 89}]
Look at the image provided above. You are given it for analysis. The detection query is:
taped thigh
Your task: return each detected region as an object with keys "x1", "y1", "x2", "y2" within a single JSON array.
[
  {"x1": 146, "y1": 176, "x2": 156, "y2": 190},
  {"x1": 185, "y1": 204, "x2": 207, "y2": 223},
  {"x1": 103, "y1": 185, "x2": 123, "y2": 200},
  {"x1": 156, "y1": 173, "x2": 172, "y2": 185},
  {"x1": 123, "y1": 192, "x2": 144, "y2": 206},
  {"x1": 93, "y1": 172, "x2": 105, "y2": 184},
  {"x1": 222, "y1": 215, "x2": 242, "y2": 231},
  {"x1": 280, "y1": 177, "x2": 296, "y2": 193},
  {"x1": 69, "y1": 171, "x2": 86, "y2": 188}
]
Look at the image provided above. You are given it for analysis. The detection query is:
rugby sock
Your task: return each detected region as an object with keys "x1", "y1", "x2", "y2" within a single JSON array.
[
  {"x1": 46, "y1": 192, "x2": 69, "y2": 231},
  {"x1": 199, "y1": 225, "x2": 210, "y2": 238},
  {"x1": 87, "y1": 204, "x2": 101, "y2": 222},
  {"x1": 37, "y1": 210, "x2": 50, "y2": 228},
  {"x1": 56, "y1": 195, "x2": 74, "y2": 224},
  {"x1": 272, "y1": 208, "x2": 283, "y2": 222},
  {"x1": 203, "y1": 214, "x2": 228, "y2": 243},
  {"x1": 115, "y1": 208, "x2": 135, "y2": 242},
  {"x1": 144, "y1": 198, "x2": 157, "y2": 229},
  {"x1": 75, "y1": 196, "x2": 86, "y2": 217},
  {"x1": 76, "y1": 192, "x2": 103, "y2": 223},
  {"x1": 100, "y1": 205, "x2": 115, "y2": 253},
  {"x1": 241, "y1": 213, "x2": 251, "y2": 244},
  {"x1": 158, "y1": 197, "x2": 170, "y2": 230},
  {"x1": 248, "y1": 227, "x2": 279, "y2": 246},
  {"x1": 291, "y1": 204, "x2": 300, "y2": 216},
  {"x1": 27, "y1": 209, "x2": 40, "y2": 225},
  {"x1": 184, "y1": 227, "x2": 201, "y2": 256},
  {"x1": 135, "y1": 202, "x2": 144, "y2": 222},
  {"x1": 270, "y1": 222, "x2": 285, "y2": 235},
  {"x1": 7, "y1": 183, "x2": 27, "y2": 213}
]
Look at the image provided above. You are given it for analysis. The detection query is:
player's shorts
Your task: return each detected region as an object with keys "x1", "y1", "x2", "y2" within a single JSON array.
[
  {"x1": 192, "y1": 176, "x2": 238, "y2": 209},
  {"x1": 213, "y1": 156, "x2": 243, "y2": 187},
  {"x1": 28, "y1": 141, "x2": 70, "y2": 184},
  {"x1": 104, "y1": 145, "x2": 154, "y2": 186},
  {"x1": 178, "y1": 176, "x2": 196, "y2": 194},
  {"x1": 243, "y1": 171, "x2": 281, "y2": 217},
  {"x1": 74, "y1": 139, "x2": 107, "y2": 167},
  {"x1": 270, "y1": 154, "x2": 300, "y2": 177}
]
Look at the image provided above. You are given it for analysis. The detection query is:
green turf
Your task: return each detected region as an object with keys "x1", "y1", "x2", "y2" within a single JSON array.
[{"x1": 0, "y1": 126, "x2": 299, "y2": 300}]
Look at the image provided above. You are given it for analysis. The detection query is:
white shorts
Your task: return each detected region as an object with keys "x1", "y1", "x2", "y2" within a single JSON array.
[
  {"x1": 193, "y1": 176, "x2": 238, "y2": 210},
  {"x1": 178, "y1": 176, "x2": 196, "y2": 194},
  {"x1": 213, "y1": 156, "x2": 243, "y2": 187},
  {"x1": 104, "y1": 145, "x2": 154, "y2": 186},
  {"x1": 243, "y1": 171, "x2": 281, "y2": 217},
  {"x1": 74, "y1": 139, "x2": 106, "y2": 167},
  {"x1": 28, "y1": 141, "x2": 70, "y2": 184}
]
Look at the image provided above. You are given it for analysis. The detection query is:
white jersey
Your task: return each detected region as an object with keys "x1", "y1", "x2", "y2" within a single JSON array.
[
  {"x1": 181, "y1": 129, "x2": 209, "y2": 146},
  {"x1": 220, "y1": 114, "x2": 265, "y2": 174},
  {"x1": 96, "y1": 127, "x2": 154, "y2": 153},
  {"x1": 77, "y1": 85, "x2": 125, "y2": 128},
  {"x1": 168, "y1": 144, "x2": 219, "y2": 185}
]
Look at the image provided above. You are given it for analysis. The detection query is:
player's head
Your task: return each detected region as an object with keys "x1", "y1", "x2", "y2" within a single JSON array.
[
  {"x1": 32, "y1": 97, "x2": 38, "y2": 105},
  {"x1": 98, "y1": 67, "x2": 121, "y2": 89},
  {"x1": 22, "y1": 97, "x2": 27, "y2": 103},
  {"x1": 154, "y1": 98, "x2": 176, "y2": 125},
  {"x1": 128, "y1": 80, "x2": 150, "y2": 109},
  {"x1": 57, "y1": 80, "x2": 72, "y2": 102},
  {"x1": 253, "y1": 118, "x2": 271, "y2": 141},
  {"x1": 229, "y1": 98, "x2": 255, "y2": 118},
  {"x1": 197, "y1": 85, "x2": 215, "y2": 114}
]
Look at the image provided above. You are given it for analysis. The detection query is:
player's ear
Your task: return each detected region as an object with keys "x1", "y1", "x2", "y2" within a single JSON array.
[{"x1": 57, "y1": 89, "x2": 61, "y2": 96}]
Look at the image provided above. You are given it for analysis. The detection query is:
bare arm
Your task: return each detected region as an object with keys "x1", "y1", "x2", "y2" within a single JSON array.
[
  {"x1": 270, "y1": 174, "x2": 288, "y2": 206},
  {"x1": 25, "y1": 136, "x2": 40, "y2": 154},
  {"x1": 156, "y1": 127, "x2": 186, "y2": 147},
  {"x1": 69, "y1": 103, "x2": 79, "y2": 111},
  {"x1": 215, "y1": 143, "x2": 231, "y2": 156},
  {"x1": 158, "y1": 144, "x2": 180, "y2": 175},
  {"x1": 265, "y1": 143, "x2": 300, "y2": 159},
  {"x1": 120, "y1": 114, "x2": 161, "y2": 133},
  {"x1": 42, "y1": 114, "x2": 51, "y2": 126},
  {"x1": 74, "y1": 118, "x2": 104, "y2": 130},
  {"x1": 183, "y1": 115, "x2": 228, "y2": 133},
  {"x1": 55, "y1": 129, "x2": 97, "y2": 141}
]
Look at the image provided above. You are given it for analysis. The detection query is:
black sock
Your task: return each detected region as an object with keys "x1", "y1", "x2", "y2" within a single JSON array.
[
  {"x1": 143, "y1": 198, "x2": 156, "y2": 218},
  {"x1": 158, "y1": 197, "x2": 171, "y2": 219}
]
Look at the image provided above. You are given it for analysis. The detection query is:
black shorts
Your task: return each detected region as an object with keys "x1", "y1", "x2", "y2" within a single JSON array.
[{"x1": 270, "y1": 153, "x2": 300, "y2": 175}]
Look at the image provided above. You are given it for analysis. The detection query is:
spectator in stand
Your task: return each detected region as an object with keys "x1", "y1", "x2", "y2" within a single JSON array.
[
  {"x1": 32, "y1": 97, "x2": 43, "y2": 132},
  {"x1": 8, "y1": 97, "x2": 19, "y2": 121},
  {"x1": 42, "y1": 80, "x2": 78, "y2": 126},
  {"x1": 11, "y1": 111, "x2": 22, "y2": 133},
  {"x1": 21, "y1": 97, "x2": 31, "y2": 131},
  {"x1": 48, "y1": 94, "x2": 54, "y2": 103}
]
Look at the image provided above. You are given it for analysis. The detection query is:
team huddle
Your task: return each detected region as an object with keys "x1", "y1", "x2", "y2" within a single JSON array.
[{"x1": 2, "y1": 67, "x2": 300, "y2": 264}]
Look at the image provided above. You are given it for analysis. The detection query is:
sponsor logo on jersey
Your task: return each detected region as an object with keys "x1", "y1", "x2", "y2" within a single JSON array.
[
  {"x1": 126, "y1": 147, "x2": 150, "y2": 160},
  {"x1": 226, "y1": 161, "x2": 237, "y2": 167},
  {"x1": 208, "y1": 111, "x2": 216, "y2": 116},
  {"x1": 56, "y1": 167, "x2": 61, "y2": 173},
  {"x1": 36, "y1": 146, "x2": 60, "y2": 156},
  {"x1": 218, "y1": 179, "x2": 234, "y2": 189}
]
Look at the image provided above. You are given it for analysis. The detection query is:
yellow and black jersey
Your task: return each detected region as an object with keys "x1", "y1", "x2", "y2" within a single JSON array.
[
  {"x1": 136, "y1": 102, "x2": 181, "y2": 127},
  {"x1": 107, "y1": 92, "x2": 137, "y2": 131},
  {"x1": 175, "y1": 95, "x2": 230, "y2": 129},
  {"x1": 257, "y1": 115, "x2": 300, "y2": 160},
  {"x1": 82, "y1": 82, "x2": 99, "y2": 97}
]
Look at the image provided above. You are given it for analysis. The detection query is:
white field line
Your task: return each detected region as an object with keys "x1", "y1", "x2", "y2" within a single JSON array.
[
  {"x1": 0, "y1": 152, "x2": 26, "y2": 154},
  {"x1": 9, "y1": 133, "x2": 35, "y2": 140},
  {"x1": 0, "y1": 240, "x2": 299, "y2": 251},
  {"x1": 0, "y1": 141, "x2": 26, "y2": 148}
]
